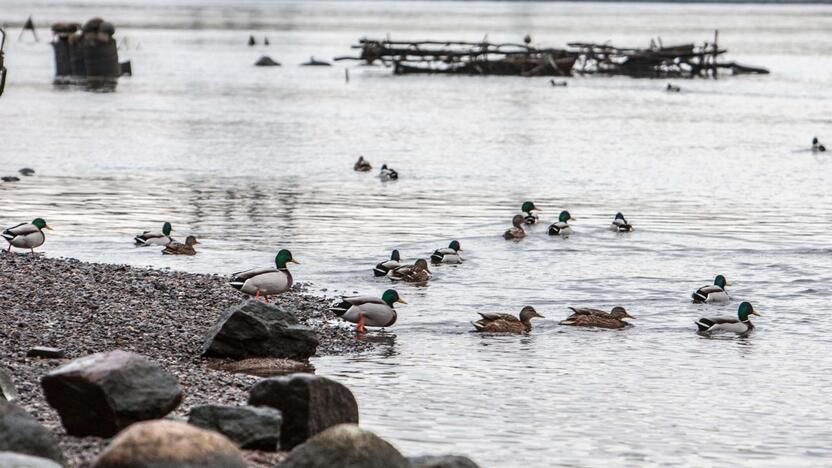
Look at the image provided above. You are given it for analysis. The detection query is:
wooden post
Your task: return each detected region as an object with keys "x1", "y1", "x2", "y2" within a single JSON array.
[{"x1": 712, "y1": 29, "x2": 719, "y2": 79}]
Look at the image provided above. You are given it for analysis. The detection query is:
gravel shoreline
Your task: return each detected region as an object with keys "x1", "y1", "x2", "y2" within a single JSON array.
[{"x1": 0, "y1": 253, "x2": 371, "y2": 467}]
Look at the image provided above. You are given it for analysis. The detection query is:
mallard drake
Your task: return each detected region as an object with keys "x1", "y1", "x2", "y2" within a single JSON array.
[
  {"x1": 503, "y1": 215, "x2": 526, "y2": 240},
  {"x1": 471, "y1": 306, "x2": 544, "y2": 333},
  {"x1": 521, "y1": 201, "x2": 541, "y2": 225},
  {"x1": 373, "y1": 250, "x2": 401, "y2": 277},
  {"x1": 389, "y1": 259, "x2": 431, "y2": 283},
  {"x1": 229, "y1": 249, "x2": 299, "y2": 301},
  {"x1": 559, "y1": 306, "x2": 635, "y2": 329},
  {"x1": 430, "y1": 240, "x2": 462, "y2": 264},
  {"x1": 692, "y1": 275, "x2": 729, "y2": 303},
  {"x1": 548, "y1": 210, "x2": 575, "y2": 236},
  {"x1": 135, "y1": 222, "x2": 173, "y2": 246},
  {"x1": 329, "y1": 289, "x2": 406, "y2": 333},
  {"x1": 379, "y1": 164, "x2": 398, "y2": 181},
  {"x1": 354, "y1": 156, "x2": 372, "y2": 172},
  {"x1": 162, "y1": 235, "x2": 199, "y2": 256},
  {"x1": 695, "y1": 301, "x2": 760, "y2": 335},
  {"x1": 813, "y1": 137, "x2": 826, "y2": 152},
  {"x1": 610, "y1": 212, "x2": 633, "y2": 232},
  {"x1": 3, "y1": 218, "x2": 52, "y2": 253}
]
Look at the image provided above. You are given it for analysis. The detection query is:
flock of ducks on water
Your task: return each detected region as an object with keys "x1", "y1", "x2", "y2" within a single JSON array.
[{"x1": 5, "y1": 148, "x2": 799, "y2": 338}]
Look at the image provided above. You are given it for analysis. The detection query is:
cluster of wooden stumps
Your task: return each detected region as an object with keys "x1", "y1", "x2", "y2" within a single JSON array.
[
  {"x1": 51, "y1": 18, "x2": 131, "y2": 90},
  {"x1": 336, "y1": 32, "x2": 768, "y2": 79}
]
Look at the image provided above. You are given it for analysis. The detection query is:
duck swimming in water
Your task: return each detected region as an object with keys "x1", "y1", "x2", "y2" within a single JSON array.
[
  {"x1": 430, "y1": 240, "x2": 462, "y2": 264},
  {"x1": 666, "y1": 83, "x2": 681, "y2": 92},
  {"x1": 135, "y1": 222, "x2": 173, "y2": 246},
  {"x1": 503, "y1": 215, "x2": 526, "y2": 240},
  {"x1": 812, "y1": 137, "x2": 826, "y2": 152},
  {"x1": 379, "y1": 164, "x2": 399, "y2": 181},
  {"x1": 229, "y1": 249, "x2": 299, "y2": 301},
  {"x1": 389, "y1": 258, "x2": 431, "y2": 283},
  {"x1": 373, "y1": 249, "x2": 402, "y2": 277},
  {"x1": 548, "y1": 210, "x2": 575, "y2": 236},
  {"x1": 3, "y1": 218, "x2": 52, "y2": 253},
  {"x1": 559, "y1": 306, "x2": 635, "y2": 329},
  {"x1": 329, "y1": 289, "x2": 406, "y2": 333},
  {"x1": 692, "y1": 275, "x2": 729, "y2": 303},
  {"x1": 695, "y1": 301, "x2": 760, "y2": 336},
  {"x1": 354, "y1": 156, "x2": 372, "y2": 172},
  {"x1": 610, "y1": 212, "x2": 633, "y2": 232},
  {"x1": 162, "y1": 236, "x2": 199, "y2": 256},
  {"x1": 471, "y1": 306, "x2": 544, "y2": 333},
  {"x1": 520, "y1": 201, "x2": 541, "y2": 225}
]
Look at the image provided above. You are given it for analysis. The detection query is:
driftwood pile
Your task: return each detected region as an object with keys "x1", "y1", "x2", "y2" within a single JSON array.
[{"x1": 336, "y1": 31, "x2": 768, "y2": 79}]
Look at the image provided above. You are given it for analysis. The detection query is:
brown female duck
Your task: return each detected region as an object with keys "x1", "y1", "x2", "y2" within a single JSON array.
[
  {"x1": 471, "y1": 306, "x2": 544, "y2": 333},
  {"x1": 162, "y1": 235, "x2": 199, "y2": 255},
  {"x1": 503, "y1": 214, "x2": 526, "y2": 240},
  {"x1": 389, "y1": 258, "x2": 431, "y2": 283},
  {"x1": 559, "y1": 306, "x2": 635, "y2": 329}
]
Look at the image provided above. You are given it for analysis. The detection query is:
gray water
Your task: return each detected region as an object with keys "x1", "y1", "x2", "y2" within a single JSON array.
[{"x1": 2, "y1": 1, "x2": 832, "y2": 466}]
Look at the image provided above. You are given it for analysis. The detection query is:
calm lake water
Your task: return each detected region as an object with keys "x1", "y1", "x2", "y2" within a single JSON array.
[{"x1": 2, "y1": 1, "x2": 832, "y2": 466}]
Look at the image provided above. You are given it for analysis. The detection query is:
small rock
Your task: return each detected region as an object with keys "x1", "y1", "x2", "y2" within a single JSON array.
[
  {"x1": 27, "y1": 347, "x2": 65, "y2": 359},
  {"x1": 255, "y1": 56, "x2": 281, "y2": 67},
  {"x1": 18, "y1": 168, "x2": 35, "y2": 176},
  {"x1": 187, "y1": 405, "x2": 281, "y2": 451},
  {"x1": 207, "y1": 357, "x2": 314, "y2": 377},
  {"x1": 409, "y1": 455, "x2": 482, "y2": 468},
  {"x1": 0, "y1": 401, "x2": 65, "y2": 464},
  {"x1": 93, "y1": 420, "x2": 247, "y2": 468},
  {"x1": 0, "y1": 367, "x2": 18, "y2": 402},
  {"x1": 248, "y1": 373, "x2": 358, "y2": 450},
  {"x1": 278, "y1": 424, "x2": 409, "y2": 468},
  {"x1": 41, "y1": 349, "x2": 183, "y2": 437},
  {"x1": 0, "y1": 452, "x2": 62, "y2": 468},
  {"x1": 202, "y1": 301, "x2": 318, "y2": 361}
]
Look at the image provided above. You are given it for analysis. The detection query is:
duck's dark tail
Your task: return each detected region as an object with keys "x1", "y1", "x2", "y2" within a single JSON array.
[
  {"x1": 695, "y1": 318, "x2": 714, "y2": 332},
  {"x1": 328, "y1": 300, "x2": 351, "y2": 316},
  {"x1": 228, "y1": 275, "x2": 245, "y2": 291},
  {"x1": 430, "y1": 250, "x2": 443, "y2": 264},
  {"x1": 373, "y1": 262, "x2": 391, "y2": 277},
  {"x1": 691, "y1": 290, "x2": 707, "y2": 303},
  {"x1": 548, "y1": 224, "x2": 560, "y2": 236}
]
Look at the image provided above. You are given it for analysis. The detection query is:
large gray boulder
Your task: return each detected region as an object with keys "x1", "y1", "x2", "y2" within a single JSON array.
[
  {"x1": 248, "y1": 373, "x2": 358, "y2": 450},
  {"x1": 409, "y1": 455, "x2": 482, "y2": 468},
  {"x1": 279, "y1": 424, "x2": 409, "y2": 468},
  {"x1": 0, "y1": 401, "x2": 65, "y2": 464},
  {"x1": 187, "y1": 405, "x2": 282, "y2": 451},
  {"x1": 93, "y1": 420, "x2": 246, "y2": 468},
  {"x1": 41, "y1": 350, "x2": 183, "y2": 437},
  {"x1": 0, "y1": 452, "x2": 63, "y2": 468},
  {"x1": 0, "y1": 367, "x2": 18, "y2": 402},
  {"x1": 201, "y1": 301, "x2": 318, "y2": 361}
]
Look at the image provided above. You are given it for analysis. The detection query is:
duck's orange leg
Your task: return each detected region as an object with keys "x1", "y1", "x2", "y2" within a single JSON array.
[
  {"x1": 254, "y1": 289, "x2": 261, "y2": 300},
  {"x1": 356, "y1": 313, "x2": 367, "y2": 333}
]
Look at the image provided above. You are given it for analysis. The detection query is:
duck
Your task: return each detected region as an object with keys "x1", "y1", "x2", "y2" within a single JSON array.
[
  {"x1": 695, "y1": 301, "x2": 760, "y2": 335},
  {"x1": 389, "y1": 258, "x2": 431, "y2": 283},
  {"x1": 430, "y1": 240, "x2": 462, "y2": 264},
  {"x1": 471, "y1": 306, "x2": 544, "y2": 333},
  {"x1": 3, "y1": 218, "x2": 51, "y2": 253},
  {"x1": 379, "y1": 164, "x2": 399, "y2": 181},
  {"x1": 329, "y1": 289, "x2": 406, "y2": 333},
  {"x1": 248, "y1": 35, "x2": 256, "y2": 46},
  {"x1": 666, "y1": 83, "x2": 681, "y2": 93},
  {"x1": 559, "y1": 306, "x2": 635, "y2": 329},
  {"x1": 549, "y1": 80, "x2": 567, "y2": 87},
  {"x1": 373, "y1": 249, "x2": 401, "y2": 277},
  {"x1": 162, "y1": 235, "x2": 199, "y2": 256},
  {"x1": 520, "y1": 201, "x2": 541, "y2": 225},
  {"x1": 354, "y1": 155, "x2": 372, "y2": 172},
  {"x1": 134, "y1": 222, "x2": 173, "y2": 246},
  {"x1": 610, "y1": 212, "x2": 633, "y2": 232},
  {"x1": 548, "y1": 210, "x2": 575, "y2": 236},
  {"x1": 692, "y1": 275, "x2": 729, "y2": 303},
  {"x1": 812, "y1": 137, "x2": 826, "y2": 152},
  {"x1": 503, "y1": 215, "x2": 526, "y2": 240},
  {"x1": 229, "y1": 249, "x2": 299, "y2": 301}
]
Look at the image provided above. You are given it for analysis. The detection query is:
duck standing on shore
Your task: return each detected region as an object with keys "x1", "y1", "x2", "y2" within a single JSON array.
[
  {"x1": 521, "y1": 201, "x2": 541, "y2": 225},
  {"x1": 389, "y1": 259, "x2": 432, "y2": 283},
  {"x1": 471, "y1": 306, "x2": 544, "y2": 333},
  {"x1": 559, "y1": 306, "x2": 635, "y2": 329},
  {"x1": 329, "y1": 289, "x2": 406, "y2": 333},
  {"x1": 354, "y1": 156, "x2": 372, "y2": 172},
  {"x1": 610, "y1": 212, "x2": 633, "y2": 232},
  {"x1": 548, "y1": 210, "x2": 575, "y2": 236},
  {"x1": 695, "y1": 302, "x2": 760, "y2": 336},
  {"x1": 430, "y1": 240, "x2": 462, "y2": 264},
  {"x1": 162, "y1": 236, "x2": 199, "y2": 256},
  {"x1": 134, "y1": 222, "x2": 173, "y2": 246},
  {"x1": 229, "y1": 249, "x2": 299, "y2": 301},
  {"x1": 812, "y1": 137, "x2": 826, "y2": 152},
  {"x1": 379, "y1": 164, "x2": 398, "y2": 181},
  {"x1": 504, "y1": 215, "x2": 526, "y2": 240},
  {"x1": 373, "y1": 250, "x2": 401, "y2": 277},
  {"x1": 3, "y1": 218, "x2": 52, "y2": 253},
  {"x1": 692, "y1": 275, "x2": 729, "y2": 303}
]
